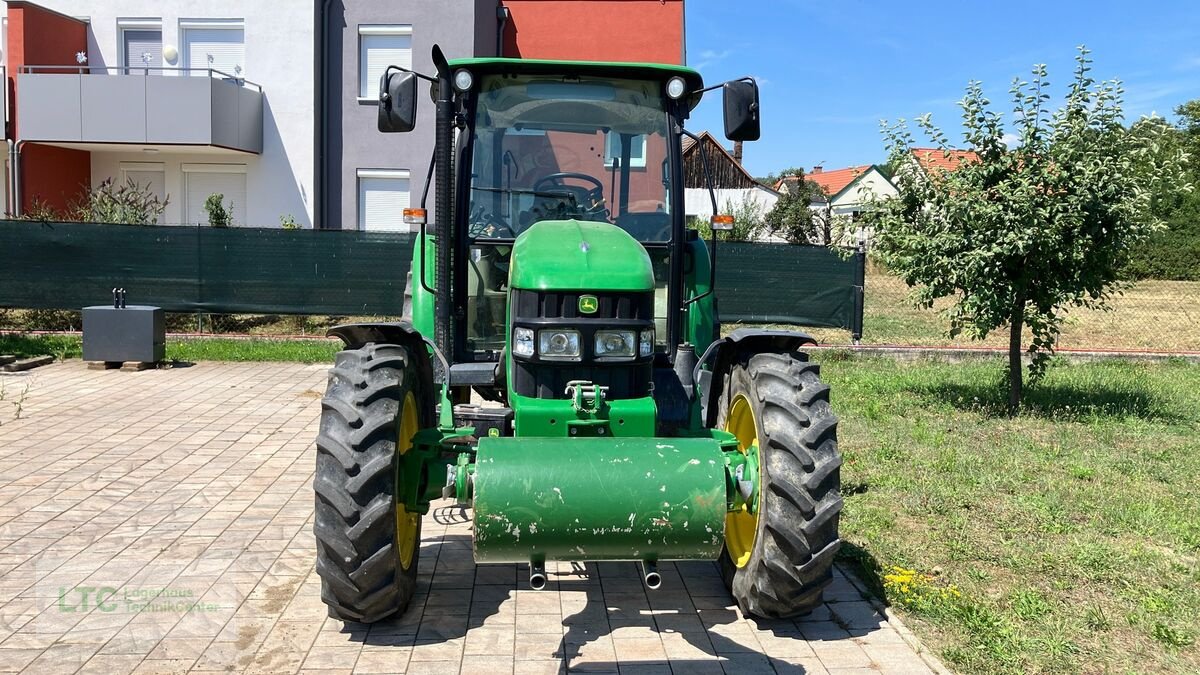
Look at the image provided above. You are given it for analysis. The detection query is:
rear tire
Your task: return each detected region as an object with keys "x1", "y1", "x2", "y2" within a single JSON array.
[
  {"x1": 718, "y1": 352, "x2": 843, "y2": 618},
  {"x1": 314, "y1": 343, "x2": 429, "y2": 623}
]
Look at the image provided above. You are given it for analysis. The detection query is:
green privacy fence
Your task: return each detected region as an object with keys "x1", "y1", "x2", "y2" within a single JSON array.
[
  {"x1": 0, "y1": 220, "x2": 864, "y2": 335},
  {"x1": 715, "y1": 242, "x2": 865, "y2": 337},
  {"x1": 0, "y1": 220, "x2": 413, "y2": 315}
]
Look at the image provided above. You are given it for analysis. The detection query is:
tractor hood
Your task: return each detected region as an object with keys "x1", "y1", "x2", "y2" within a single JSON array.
[{"x1": 508, "y1": 220, "x2": 654, "y2": 292}]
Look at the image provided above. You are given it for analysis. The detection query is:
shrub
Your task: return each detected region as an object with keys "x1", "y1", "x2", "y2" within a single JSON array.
[{"x1": 204, "y1": 193, "x2": 233, "y2": 228}]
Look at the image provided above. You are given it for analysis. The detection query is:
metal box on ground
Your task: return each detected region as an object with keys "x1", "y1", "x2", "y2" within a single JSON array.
[{"x1": 82, "y1": 305, "x2": 165, "y2": 363}]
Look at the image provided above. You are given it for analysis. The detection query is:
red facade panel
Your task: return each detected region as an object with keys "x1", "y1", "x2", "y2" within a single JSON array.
[
  {"x1": 6, "y1": 1, "x2": 91, "y2": 214},
  {"x1": 502, "y1": 0, "x2": 685, "y2": 65}
]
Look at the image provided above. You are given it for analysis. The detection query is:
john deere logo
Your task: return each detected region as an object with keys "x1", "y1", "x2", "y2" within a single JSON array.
[{"x1": 579, "y1": 295, "x2": 599, "y2": 314}]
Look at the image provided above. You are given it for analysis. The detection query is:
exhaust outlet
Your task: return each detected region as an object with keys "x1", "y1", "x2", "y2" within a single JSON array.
[
  {"x1": 641, "y1": 561, "x2": 661, "y2": 590},
  {"x1": 529, "y1": 562, "x2": 547, "y2": 590}
]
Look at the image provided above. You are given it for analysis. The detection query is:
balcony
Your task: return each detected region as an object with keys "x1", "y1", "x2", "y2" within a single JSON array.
[{"x1": 16, "y1": 66, "x2": 262, "y2": 154}]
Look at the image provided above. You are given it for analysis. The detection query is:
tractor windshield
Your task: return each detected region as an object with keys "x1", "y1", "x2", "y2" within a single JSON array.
[{"x1": 466, "y1": 74, "x2": 674, "y2": 243}]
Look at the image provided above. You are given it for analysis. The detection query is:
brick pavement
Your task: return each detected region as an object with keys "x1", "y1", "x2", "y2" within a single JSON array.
[{"x1": 0, "y1": 362, "x2": 947, "y2": 674}]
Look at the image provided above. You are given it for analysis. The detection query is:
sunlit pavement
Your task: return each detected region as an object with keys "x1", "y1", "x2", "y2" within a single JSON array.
[{"x1": 0, "y1": 362, "x2": 946, "y2": 674}]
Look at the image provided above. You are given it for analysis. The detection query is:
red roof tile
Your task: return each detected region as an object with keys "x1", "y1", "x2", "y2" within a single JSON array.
[
  {"x1": 910, "y1": 148, "x2": 978, "y2": 175},
  {"x1": 774, "y1": 165, "x2": 872, "y2": 196}
]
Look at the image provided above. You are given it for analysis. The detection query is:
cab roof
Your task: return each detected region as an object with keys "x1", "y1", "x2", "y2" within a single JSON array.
[{"x1": 447, "y1": 57, "x2": 705, "y2": 100}]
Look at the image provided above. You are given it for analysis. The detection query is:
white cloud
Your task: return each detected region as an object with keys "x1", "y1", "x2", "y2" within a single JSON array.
[{"x1": 1001, "y1": 132, "x2": 1019, "y2": 149}]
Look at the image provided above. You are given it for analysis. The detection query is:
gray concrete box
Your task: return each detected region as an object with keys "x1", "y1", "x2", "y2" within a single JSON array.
[{"x1": 82, "y1": 305, "x2": 165, "y2": 363}]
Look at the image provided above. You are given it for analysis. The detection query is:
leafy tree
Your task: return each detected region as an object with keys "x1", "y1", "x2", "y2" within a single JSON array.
[
  {"x1": 691, "y1": 193, "x2": 768, "y2": 241},
  {"x1": 764, "y1": 168, "x2": 824, "y2": 243},
  {"x1": 1126, "y1": 99, "x2": 1200, "y2": 280},
  {"x1": 869, "y1": 47, "x2": 1190, "y2": 412}
]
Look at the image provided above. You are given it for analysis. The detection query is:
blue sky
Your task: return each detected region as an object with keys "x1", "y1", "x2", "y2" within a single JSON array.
[{"x1": 684, "y1": 0, "x2": 1200, "y2": 177}]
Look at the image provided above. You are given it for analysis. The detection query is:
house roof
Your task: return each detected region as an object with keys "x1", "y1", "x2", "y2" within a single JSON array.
[
  {"x1": 682, "y1": 131, "x2": 776, "y2": 192},
  {"x1": 773, "y1": 165, "x2": 871, "y2": 196},
  {"x1": 773, "y1": 164, "x2": 890, "y2": 202},
  {"x1": 910, "y1": 148, "x2": 978, "y2": 175}
]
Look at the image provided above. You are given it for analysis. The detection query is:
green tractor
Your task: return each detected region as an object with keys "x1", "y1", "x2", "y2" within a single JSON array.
[{"x1": 314, "y1": 46, "x2": 842, "y2": 622}]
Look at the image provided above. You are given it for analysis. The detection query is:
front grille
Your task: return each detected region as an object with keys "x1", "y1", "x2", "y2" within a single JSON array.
[{"x1": 510, "y1": 289, "x2": 653, "y2": 400}]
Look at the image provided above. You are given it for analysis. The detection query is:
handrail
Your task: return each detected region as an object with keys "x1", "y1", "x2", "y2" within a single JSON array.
[{"x1": 17, "y1": 65, "x2": 263, "y2": 91}]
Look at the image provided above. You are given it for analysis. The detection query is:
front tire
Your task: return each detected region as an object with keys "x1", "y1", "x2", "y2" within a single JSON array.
[
  {"x1": 314, "y1": 343, "x2": 428, "y2": 623},
  {"x1": 718, "y1": 352, "x2": 843, "y2": 618}
]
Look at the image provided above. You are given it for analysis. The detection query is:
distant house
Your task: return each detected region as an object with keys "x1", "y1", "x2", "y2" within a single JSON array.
[
  {"x1": 908, "y1": 148, "x2": 979, "y2": 177},
  {"x1": 681, "y1": 131, "x2": 780, "y2": 222},
  {"x1": 775, "y1": 165, "x2": 898, "y2": 245}
]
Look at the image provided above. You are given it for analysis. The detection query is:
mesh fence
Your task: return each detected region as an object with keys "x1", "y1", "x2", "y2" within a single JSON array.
[
  {"x1": 846, "y1": 270, "x2": 1200, "y2": 353},
  {"x1": 0, "y1": 220, "x2": 864, "y2": 333}
]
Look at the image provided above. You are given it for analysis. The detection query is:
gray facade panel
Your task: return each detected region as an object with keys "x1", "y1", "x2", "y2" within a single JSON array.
[
  {"x1": 17, "y1": 74, "x2": 83, "y2": 141},
  {"x1": 146, "y1": 77, "x2": 211, "y2": 144},
  {"x1": 327, "y1": 0, "x2": 497, "y2": 230},
  {"x1": 80, "y1": 75, "x2": 146, "y2": 142}
]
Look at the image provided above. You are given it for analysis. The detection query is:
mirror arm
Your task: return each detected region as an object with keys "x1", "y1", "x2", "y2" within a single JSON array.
[
  {"x1": 382, "y1": 64, "x2": 438, "y2": 85},
  {"x1": 681, "y1": 128, "x2": 719, "y2": 308},
  {"x1": 693, "y1": 75, "x2": 756, "y2": 96}
]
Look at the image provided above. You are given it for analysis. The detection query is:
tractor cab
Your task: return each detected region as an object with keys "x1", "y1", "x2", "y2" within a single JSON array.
[{"x1": 381, "y1": 52, "x2": 759, "y2": 431}]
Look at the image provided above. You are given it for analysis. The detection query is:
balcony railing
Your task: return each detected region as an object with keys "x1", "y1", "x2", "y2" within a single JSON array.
[{"x1": 16, "y1": 66, "x2": 263, "y2": 153}]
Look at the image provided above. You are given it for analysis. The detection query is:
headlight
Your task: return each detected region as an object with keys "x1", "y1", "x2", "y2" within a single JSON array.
[
  {"x1": 665, "y1": 76, "x2": 687, "y2": 99},
  {"x1": 453, "y1": 68, "x2": 474, "y2": 92},
  {"x1": 538, "y1": 329, "x2": 581, "y2": 361},
  {"x1": 513, "y1": 327, "x2": 534, "y2": 357},
  {"x1": 639, "y1": 329, "x2": 655, "y2": 357},
  {"x1": 594, "y1": 330, "x2": 636, "y2": 359}
]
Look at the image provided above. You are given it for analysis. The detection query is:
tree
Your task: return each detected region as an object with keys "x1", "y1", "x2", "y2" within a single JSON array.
[
  {"x1": 764, "y1": 168, "x2": 827, "y2": 243},
  {"x1": 1126, "y1": 99, "x2": 1200, "y2": 281},
  {"x1": 869, "y1": 47, "x2": 1190, "y2": 412}
]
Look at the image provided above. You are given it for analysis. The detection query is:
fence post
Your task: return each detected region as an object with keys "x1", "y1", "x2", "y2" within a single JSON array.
[{"x1": 851, "y1": 244, "x2": 866, "y2": 345}]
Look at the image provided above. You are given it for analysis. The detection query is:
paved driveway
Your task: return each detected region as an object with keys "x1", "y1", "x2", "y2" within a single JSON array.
[{"x1": 0, "y1": 362, "x2": 945, "y2": 674}]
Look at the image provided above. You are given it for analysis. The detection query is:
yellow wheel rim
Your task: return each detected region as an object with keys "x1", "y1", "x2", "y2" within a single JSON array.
[
  {"x1": 724, "y1": 395, "x2": 759, "y2": 568},
  {"x1": 396, "y1": 391, "x2": 420, "y2": 570}
]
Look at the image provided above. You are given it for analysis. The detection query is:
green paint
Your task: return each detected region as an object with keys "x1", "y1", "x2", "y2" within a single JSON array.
[
  {"x1": 684, "y1": 236, "x2": 717, "y2": 354},
  {"x1": 509, "y1": 393, "x2": 656, "y2": 438},
  {"x1": 448, "y1": 56, "x2": 704, "y2": 95},
  {"x1": 508, "y1": 220, "x2": 655, "y2": 292},
  {"x1": 407, "y1": 232, "x2": 436, "y2": 339},
  {"x1": 472, "y1": 436, "x2": 728, "y2": 562}
]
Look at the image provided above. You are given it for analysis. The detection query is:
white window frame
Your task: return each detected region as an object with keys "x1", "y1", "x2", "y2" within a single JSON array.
[
  {"x1": 358, "y1": 24, "x2": 413, "y2": 101},
  {"x1": 180, "y1": 18, "x2": 245, "y2": 78},
  {"x1": 604, "y1": 132, "x2": 647, "y2": 169},
  {"x1": 183, "y1": 163, "x2": 247, "y2": 226},
  {"x1": 117, "y1": 18, "x2": 162, "y2": 71},
  {"x1": 357, "y1": 169, "x2": 411, "y2": 232}
]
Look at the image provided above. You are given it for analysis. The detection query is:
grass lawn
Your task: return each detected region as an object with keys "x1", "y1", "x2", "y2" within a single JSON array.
[
  {"x1": 806, "y1": 272, "x2": 1200, "y2": 352},
  {"x1": 0, "y1": 333, "x2": 339, "y2": 364},
  {"x1": 824, "y1": 355, "x2": 1200, "y2": 673}
]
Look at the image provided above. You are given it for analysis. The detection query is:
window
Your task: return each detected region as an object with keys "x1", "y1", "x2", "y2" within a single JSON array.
[
  {"x1": 119, "y1": 163, "x2": 166, "y2": 213},
  {"x1": 183, "y1": 164, "x2": 246, "y2": 226},
  {"x1": 119, "y1": 20, "x2": 162, "y2": 74},
  {"x1": 182, "y1": 20, "x2": 245, "y2": 78},
  {"x1": 359, "y1": 25, "x2": 412, "y2": 99},
  {"x1": 604, "y1": 132, "x2": 647, "y2": 168},
  {"x1": 357, "y1": 169, "x2": 410, "y2": 231}
]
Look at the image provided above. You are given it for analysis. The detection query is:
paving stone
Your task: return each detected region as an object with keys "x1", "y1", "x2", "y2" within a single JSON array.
[{"x1": 0, "y1": 362, "x2": 945, "y2": 674}]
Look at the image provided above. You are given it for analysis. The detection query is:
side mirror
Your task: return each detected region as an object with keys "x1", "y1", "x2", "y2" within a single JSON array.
[
  {"x1": 378, "y1": 70, "x2": 418, "y2": 133},
  {"x1": 723, "y1": 79, "x2": 760, "y2": 142}
]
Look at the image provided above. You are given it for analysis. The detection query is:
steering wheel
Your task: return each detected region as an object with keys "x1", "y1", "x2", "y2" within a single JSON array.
[
  {"x1": 467, "y1": 205, "x2": 517, "y2": 239},
  {"x1": 533, "y1": 173, "x2": 608, "y2": 220}
]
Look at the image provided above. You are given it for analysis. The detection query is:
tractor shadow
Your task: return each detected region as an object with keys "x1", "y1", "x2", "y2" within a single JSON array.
[{"x1": 336, "y1": 504, "x2": 886, "y2": 673}]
